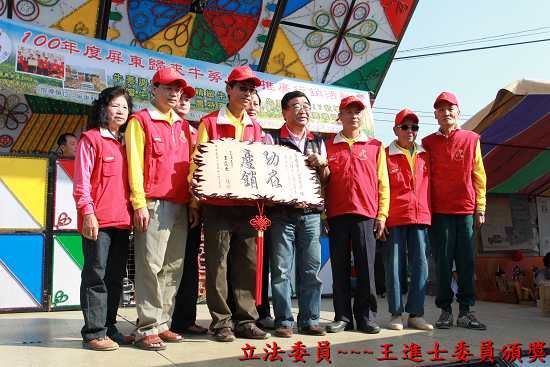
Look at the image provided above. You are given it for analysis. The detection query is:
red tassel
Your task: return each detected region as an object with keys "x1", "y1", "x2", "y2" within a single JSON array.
[{"x1": 250, "y1": 202, "x2": 271, "y2": 306}]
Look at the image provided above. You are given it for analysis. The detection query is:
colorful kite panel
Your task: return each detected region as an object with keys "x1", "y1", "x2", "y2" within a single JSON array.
[
  {"x1": 0, "y1": 156, "x2": 48, "y2": 231},
  {"x1": 108, "y1": 0, "x2": 275, "y2": 69},
  {"x1": 9, "y1": 0, "x2": 100, "y2": 38},
  {"x1": 51, "y1": 232, "x2": 83, "y2": 308},
  {"x1": 54, "y1": 159, "x2": 77, "y2": 231},
  {"x1": 0, "y1": 234, "x2": 44, "y2": 310}
]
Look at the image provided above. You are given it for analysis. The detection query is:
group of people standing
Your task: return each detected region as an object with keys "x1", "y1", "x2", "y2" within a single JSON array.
[{"x1": 72, "y1": 65, "x2": 487, "y2": 352}]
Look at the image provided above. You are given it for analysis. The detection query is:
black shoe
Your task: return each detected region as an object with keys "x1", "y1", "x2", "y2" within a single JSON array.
[
  {"x1": 435, "y1": 311, "x2": 453, "y2": 329},
  {"x1": 108, "y1": 331, "x2": 135, "y2": 345},
  {"x1": 298, "y1": 325, "x2": 326, "y2": 336},
  {"x1": 456, "y1": 312, "x2": 487, "y2": 330},
  {"x1": 235, "y1": 323, "x2": 270, "y2": 340},
  {"x1": 326, "y1": 321, "x2": 352, "y2": 333},
  {"x1": 214, "y1": 327, "x2": 236, "y2": 342},
  {"x1": 358, "y1": 321, "x2": 381, "y2": 334}
]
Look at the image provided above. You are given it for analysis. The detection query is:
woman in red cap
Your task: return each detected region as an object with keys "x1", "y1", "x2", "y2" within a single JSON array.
[{"x1": 74, "y1": 86, "x2": 133, "y2": 351}]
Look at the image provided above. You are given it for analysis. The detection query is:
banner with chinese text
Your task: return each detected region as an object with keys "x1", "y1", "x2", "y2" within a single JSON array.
[{"x1": 0, "y1": 18, "x2": 374, "y2": 133}]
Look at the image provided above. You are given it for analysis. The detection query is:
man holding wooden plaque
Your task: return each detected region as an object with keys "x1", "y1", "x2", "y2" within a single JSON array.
[
  {"x1": 264, "y1": 91, "x2": 328, "y2": 338},
  {"x1": 191, "y1": 66, "x2": 267, "y2": 342}
]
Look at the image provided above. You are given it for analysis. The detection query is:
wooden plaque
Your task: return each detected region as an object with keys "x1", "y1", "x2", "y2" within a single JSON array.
[{"x1": 193, "y1": 139, "x2": 323, "y2": 207}]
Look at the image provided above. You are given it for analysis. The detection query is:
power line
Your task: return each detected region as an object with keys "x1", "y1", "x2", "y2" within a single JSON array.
[
  {"x1": 398, "y1": 26, "x2": 550, "y2": 53},
  {"x1": 394, "y1": 37, "x2": 550, "y2": 61},
  {"x1": 373, "y1": 106, "x2": 472, "y2": 117},
  {"x1": 372, "y1": 110, "x2": 469, "y2": 120}
]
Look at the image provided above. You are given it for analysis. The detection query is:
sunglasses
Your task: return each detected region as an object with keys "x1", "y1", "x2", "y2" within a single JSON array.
[{"x1": 398, "y1": 124, "x2": 419, "y2": 132}]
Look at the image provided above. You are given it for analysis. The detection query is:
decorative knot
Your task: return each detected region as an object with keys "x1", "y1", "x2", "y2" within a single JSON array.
[{"x1": 250, "y1": 214, "x2": 271, "y2": 231}]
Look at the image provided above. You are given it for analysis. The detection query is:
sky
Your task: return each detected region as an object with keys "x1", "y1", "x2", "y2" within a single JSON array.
[{"x1": 373, "y1": 0, "x2": 550, "y2": 145}]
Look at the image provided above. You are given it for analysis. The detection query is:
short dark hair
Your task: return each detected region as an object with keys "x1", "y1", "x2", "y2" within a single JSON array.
[
  {"x1": 57, "y1": 132, "x2": 76, "y2": 146},
  {"x1": 544, "y1": 252, "x2": 550, "y2": 268},
  {"x1": 87, "y1": 86, "x2": 133, "y2": 131},
  {"x1": 252, "y1": 89, "x2": 261, "y2": 106},
  {"x1": 281, "y1": 90, "x2": 310, "y2": 110}
]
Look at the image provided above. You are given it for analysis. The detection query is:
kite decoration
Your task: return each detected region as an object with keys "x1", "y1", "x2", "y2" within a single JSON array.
[{"x1": 108, "y1": 0, "x2": 417, "y2": 95}]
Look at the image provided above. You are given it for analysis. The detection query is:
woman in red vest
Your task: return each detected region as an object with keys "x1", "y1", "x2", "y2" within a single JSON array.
[{"x1": 73, "y1": 86, "x2": 133, "y2": 351}]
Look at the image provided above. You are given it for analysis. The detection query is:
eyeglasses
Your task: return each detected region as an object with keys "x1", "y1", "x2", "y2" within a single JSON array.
[
  {"x1": 288, "y1": 103, "x2": 312, "y2": 112},
  {"x1": 398, "y1": 124, "x2": 419, "y2": 131}
]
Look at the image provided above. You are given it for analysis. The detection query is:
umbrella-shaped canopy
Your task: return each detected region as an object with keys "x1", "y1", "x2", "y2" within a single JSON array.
[{"x1": 463, "y1": 79, "x2": 550, "y2": 197}]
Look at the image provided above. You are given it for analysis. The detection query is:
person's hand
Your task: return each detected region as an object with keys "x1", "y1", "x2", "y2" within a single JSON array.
[
  {"x1": 82, "y1": 213, "x2": 99, "y2": 241},
  {"x1": 189, "y1": 207, "x2": 200, "y2": 228},
  {"x1": 134, "y1": 207, "x2": 150, "y2": 232},
  {"x1": 374, "y1": 219, "x2": 386, "y2": 240},
  {"x1": 306, "y1": 153, "x2": 327, "y2": 170},
  {"x1": 475, "y1": 212, "x2": 485, "y2": 229}
]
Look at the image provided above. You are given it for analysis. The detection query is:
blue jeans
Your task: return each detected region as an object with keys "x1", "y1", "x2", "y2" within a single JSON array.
[
  {"x1": 269, "y1": 209, "x2": 322, "y2": 328},
  {"x1": 384, "y1": 225, "x2": 429, "y2": 316},
  {"x1": 80, "y1": 228, "x2": 129, "y2": 341}
]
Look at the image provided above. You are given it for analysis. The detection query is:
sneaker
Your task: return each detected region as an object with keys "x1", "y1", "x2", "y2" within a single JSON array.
[
  {"x1": 235, "y1": 323, "x2": 270, "y2": 339},
  {"x1": 257, "y1": 316, "x2": 275, "y2": 330},
  {"x1": 456, "y1": 312, "x2": 487, "y2": 330},
  {"x1": 83, "y1": 337, "x2": 119, "y2": 351},
  {"x1": 214, "y1": 327, "x2": 236, "y2": 342},
  {"x1": 408, "y1": 316, "x2": 434, "y2": 331},
  {"x1": 435, "y1": 311, "x2": 453, "y2": 329},
  {"x1": 388, "y1": 315, "x2": 403, "y2": 330},
  {"x1": 274, "y1": 326, "x2": 293, "y2": 338}
]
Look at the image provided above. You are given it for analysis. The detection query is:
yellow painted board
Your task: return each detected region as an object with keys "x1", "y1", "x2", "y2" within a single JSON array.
[
  {"x1": 0, "y1": 157, "x2": 48, "y2": 228},
  {"x1": 266, "y1": 29, "x2": 311, "y2": 80}
]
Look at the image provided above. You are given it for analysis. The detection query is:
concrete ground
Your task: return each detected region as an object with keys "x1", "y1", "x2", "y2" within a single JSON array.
[{"x1": 0, "y1": 297, "x2": 549, "y2": 367}]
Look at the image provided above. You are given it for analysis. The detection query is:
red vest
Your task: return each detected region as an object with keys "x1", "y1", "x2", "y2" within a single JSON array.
[
  {"x1": 385, "y1": 142, "x2": 431, "y2": 227},
  {"x1": 325, "y1": 134, "x2": 382, "y2": 219},
  {"x1": 198, "y1": 109, "x2": 263, "y2": 207},
  {"x1": 422, "y1": 129, "x2": 479, "y2": 215},
  {"x1": 132, "y1": 109, "x2": 191, "y2": 204},
  {"x1": 77, "y1": 129, "x2": 132, "y2": 232}
]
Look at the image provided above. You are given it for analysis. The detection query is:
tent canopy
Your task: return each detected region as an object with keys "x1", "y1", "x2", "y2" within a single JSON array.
[{"x1": 463, "y1": 79, "x2": 550, "y2": 197}]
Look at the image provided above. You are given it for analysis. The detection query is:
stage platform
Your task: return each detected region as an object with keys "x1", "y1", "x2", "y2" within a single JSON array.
[{"x1": 1, "y1": 296, "x2": 548, "y2": 366}]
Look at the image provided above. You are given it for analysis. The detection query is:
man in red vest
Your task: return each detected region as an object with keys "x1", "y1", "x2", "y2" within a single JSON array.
[
  {"x1": 125, "y1": 67, "x2": 198, "y2": 350},
  {"x1": 384, "y1": 109, "x2": 433, "y2": 331},
  {"x1": 170, "y1": 85, "x2": 209, "y2": 336},
  {"x1": 422, "y1": 92, "x2": 487, "y2": 330},
  {"x1": 191, "y1": 66, "x2": 267, "y2": 342},
  {"x1": 324, "y1": 96, "x2": 389, "y2": 334}
]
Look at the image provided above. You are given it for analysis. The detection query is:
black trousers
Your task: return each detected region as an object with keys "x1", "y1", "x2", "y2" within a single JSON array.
[
  {"x1": 328, "y1": 215, "x2": 377, "y2": 328},
  {"x1": 171, "y1": 223, "x2": 202, "y2": 331},
  {"x1": 80, "y1": 228, "x2": 130, "y2": 341}
]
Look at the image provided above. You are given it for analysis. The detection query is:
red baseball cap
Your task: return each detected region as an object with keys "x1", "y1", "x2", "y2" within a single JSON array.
[
  {"x1": 433, "y1": 91, "x2": 459, "y2": 108},
  {"x1": 152, "y1": 67, "x2": 187, "y2": 87},
  {"x1": 182, "y1": 85, "x2": 195, "y2": 98},
  {"x1": 226, "y1": 65, "x2": 261, "y2": 86},
  {"x1": 395, "y1": 108, "x2": 419, "y2": 126},
  {"x1": 339, "y1": 96, "x2": 365, "y2": 111}
]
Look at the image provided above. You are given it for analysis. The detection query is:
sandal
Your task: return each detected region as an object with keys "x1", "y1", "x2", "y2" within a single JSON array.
[{"x1": 133, "y1": 335, "x2": 167, "y2": 351}]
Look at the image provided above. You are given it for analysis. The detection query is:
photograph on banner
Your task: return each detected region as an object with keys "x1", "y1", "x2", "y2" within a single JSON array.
[
  {"x1": 63, "y1": 64, "x2": 106, "y2": 92},
  {"x1": 193, "y1": 139, "x2": 323, "y2": 207},
  {"x1": 0, "y1": 18, "x2": 374, "y2": 134},
  {"x1": 16, "y1": 47, "x2": 64, "y2": 79}
]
